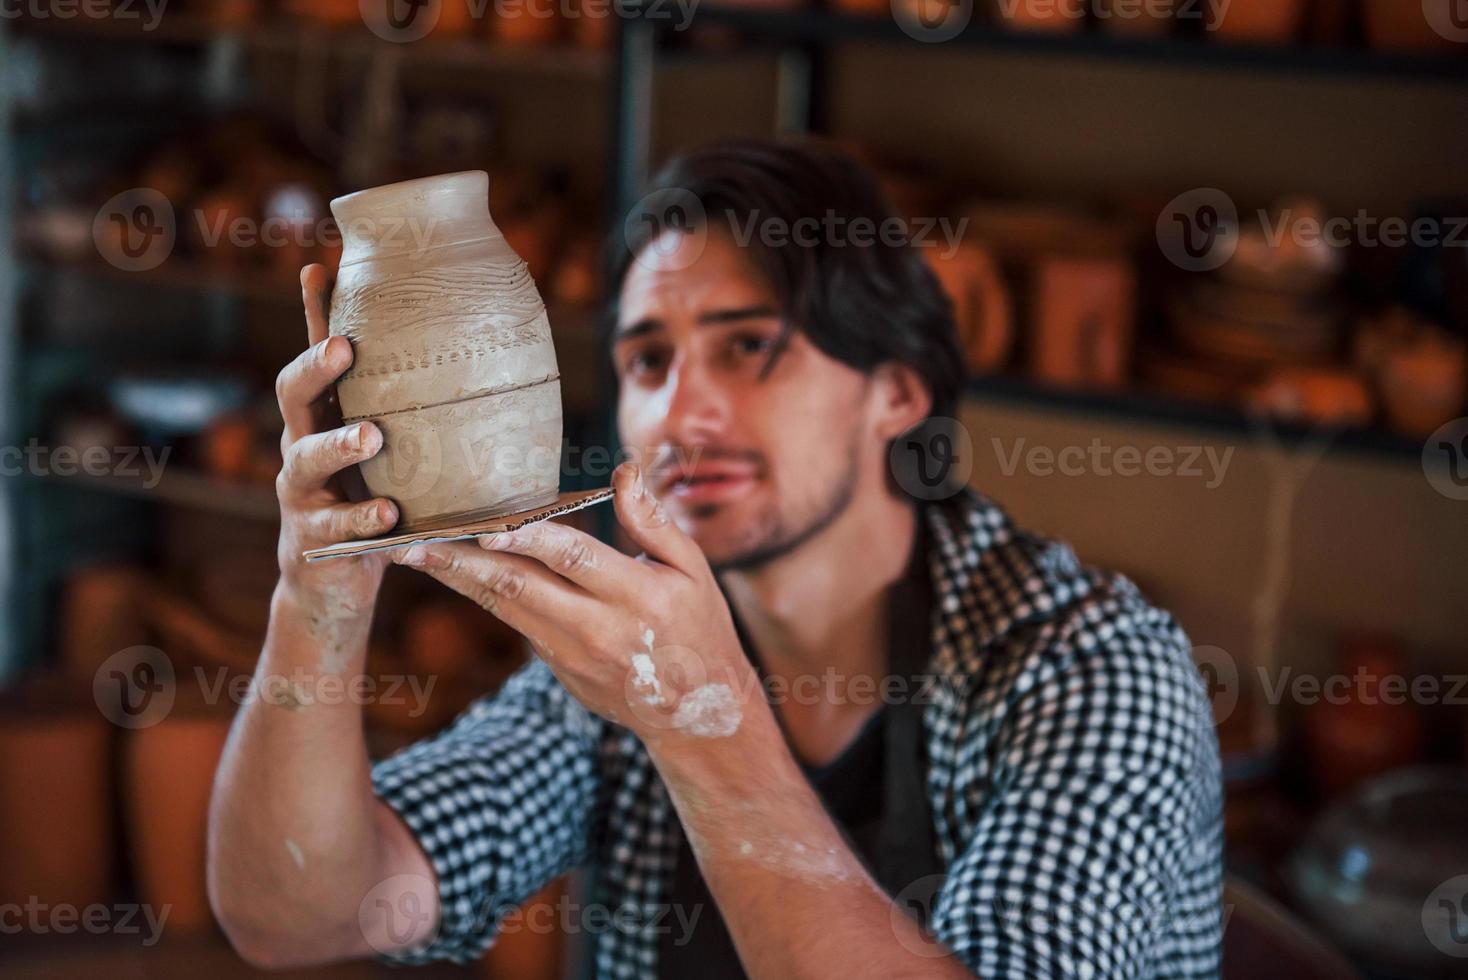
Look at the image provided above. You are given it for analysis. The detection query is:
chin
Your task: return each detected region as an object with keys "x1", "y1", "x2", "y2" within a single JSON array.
[{"x1": 664, "y1": 495, "x2": 772, "y2": 566}]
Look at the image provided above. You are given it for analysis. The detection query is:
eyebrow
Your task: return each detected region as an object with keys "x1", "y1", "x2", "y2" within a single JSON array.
[{"x1": 612, "y1": 305, "x2": 781, "y2": 343}]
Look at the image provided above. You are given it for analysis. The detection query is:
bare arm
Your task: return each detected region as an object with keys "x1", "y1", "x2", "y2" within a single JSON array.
[
  {"x1": 206, "y1": 264, "x2": 438, "y2": 967},
  {"x1": 647, "y1": 708, "x2": 975, "y2": 980}
]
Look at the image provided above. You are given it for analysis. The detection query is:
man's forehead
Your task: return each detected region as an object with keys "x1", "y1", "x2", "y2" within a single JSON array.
[{"x1": 617, "y1": 237, "x2": 776, "y2": 331}]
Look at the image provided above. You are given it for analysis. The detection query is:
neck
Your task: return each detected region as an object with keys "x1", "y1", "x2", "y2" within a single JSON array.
[{"x1": 718, "y1": 488, "x2": 918, "y2": 682}]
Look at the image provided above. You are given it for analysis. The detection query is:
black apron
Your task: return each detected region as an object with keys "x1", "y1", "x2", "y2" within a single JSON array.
[{"x1": 656, "y1": 515, "x2": 943, "y2": 978}]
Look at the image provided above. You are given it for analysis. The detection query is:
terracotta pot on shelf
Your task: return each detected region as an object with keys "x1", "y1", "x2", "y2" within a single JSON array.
[
  {"x1": 1363, "y1": 0, "x2": 1465, "y2": 51},
  {"x1": 211, "y1": 0, "x2": 260, "y2": 28},
  {"x1": 289, "y1": 0, "x2": 362, "y2": 27},
  {"x1": 923, "y1": 241, "x2": 1014, "y2": 375},
  {"x1": 1096, "y1": 0, "x2": 1175, "y2": 36},
  {"x1": 0, "y1": 692, "x2": 113, "y2": 913},
  {"x1": 1303, "y1": 635, "x2": 1425, "y2": 801},
  {"x1": 203, "y1": 411, "x2": 256, "y2": 481},
  {"x1": 1305, "y1": 0, "x2": 1355, "y2": 45},
  {"x1": 123, "y1": 705, "x2": 233, "y2": 934},
  {"x1": 58, "y1": 563, "x2": 150, "y2": 680},
  {"x1": 571, "y1": 0, "x2": 614, "y2": 47},
  {"x1": 327, "y1": 171, "x2": 563, "y2": 531},
  {"x1": 1246, "y1": 367, "x2": 1374, "y2": 427},
  {"x1": 1028, "y1": 255, "x2": 1137, "y2": 390},
  {"x1": 191, "y1": 186, "x2": 255, "y2": 267},
  {"x1": 492, "y1": 0, "x2": 564, "y2": 45},
  {"x1": 992, "y1": 0, "x2": 1085, "y2": 33},
  {"x1": 1206, "y1": 0, "x2": 1307, "y2": 43},
  {"x1": 435, "y1": 0, "x2": 479, "y2": 35},
  {"x1": 1377, "y1": 330, "x2": 1467, "y2": 437},
  {"x1": 832, "y1": 0, "x2": 888, "y2": 15}
]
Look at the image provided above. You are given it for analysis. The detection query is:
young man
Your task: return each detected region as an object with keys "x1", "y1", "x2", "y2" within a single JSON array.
[{"x1": 209, "y1": 139, "x2": 1223, "y2": 978}]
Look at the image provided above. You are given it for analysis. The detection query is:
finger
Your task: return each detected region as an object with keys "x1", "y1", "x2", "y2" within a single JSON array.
[
  {"x1": 301, "y1": 263, "x2": 334, "y2": 347},
  {"x1": 301, "y1": 498, "x2": 399, "y2": 543},
  {"x1": 612, "y1": 462, "x2": 702, "y2": 573},
  {"x1": 478, "y1": 520, "x2": 643, "y2": 598},
  {"x1": 277, "y1": 335, "x2": 353, "y2": 446},
  {"x1": 393, "y1": 543, "x2": 595, "y2": 636},
  {"x1": 279, "y1": 421, "x2": 383, "y2": 498}
]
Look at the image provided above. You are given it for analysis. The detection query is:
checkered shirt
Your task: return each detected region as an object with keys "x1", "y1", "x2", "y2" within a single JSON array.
[{"x1": 371, "y1": 488, "x2": 1225, "y2": 978}]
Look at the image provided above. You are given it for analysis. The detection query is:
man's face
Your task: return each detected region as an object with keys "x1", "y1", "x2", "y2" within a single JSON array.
[{"x1": 612, "y1": 229, "x2": 878, "y2": 571}]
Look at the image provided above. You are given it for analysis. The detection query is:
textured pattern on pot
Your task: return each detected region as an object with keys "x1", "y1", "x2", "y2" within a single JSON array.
[{"x1": 328, "y1": 171, "x2": 562, "y2": 531}]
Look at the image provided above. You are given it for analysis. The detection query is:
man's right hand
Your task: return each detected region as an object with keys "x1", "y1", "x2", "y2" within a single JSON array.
[{"x1": 274, "y1": 263, "x2": 399, "y2": 617}]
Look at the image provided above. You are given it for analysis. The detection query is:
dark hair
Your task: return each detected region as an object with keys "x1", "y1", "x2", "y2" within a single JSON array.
[{"x1": 603, "y1": 137, "x2": 964, "y2": 421}]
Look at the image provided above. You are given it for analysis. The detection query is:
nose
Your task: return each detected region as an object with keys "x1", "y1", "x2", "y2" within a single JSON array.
[{"x1": 661, "y1": 352, "x2": 732, "y2": 448}]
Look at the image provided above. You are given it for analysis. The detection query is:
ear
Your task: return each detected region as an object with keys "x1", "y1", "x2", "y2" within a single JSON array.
[{"x1": 868, "y1": 361, "x2": 934, "y2": 441}]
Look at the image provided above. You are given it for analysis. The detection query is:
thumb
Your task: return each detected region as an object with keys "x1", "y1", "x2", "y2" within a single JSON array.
[{"x1": 613, "y1": 461, "x2": 700, "y2": 572}]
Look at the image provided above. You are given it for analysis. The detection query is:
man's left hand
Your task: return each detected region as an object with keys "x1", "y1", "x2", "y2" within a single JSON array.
[{"x1": 393, "y1": 462, "x2": 756, "y2": 741}]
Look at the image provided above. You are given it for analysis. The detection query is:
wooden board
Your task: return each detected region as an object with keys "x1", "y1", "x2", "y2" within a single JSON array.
[{"x1": 303, "y1": 487, "x2": 615, "y2": 562}]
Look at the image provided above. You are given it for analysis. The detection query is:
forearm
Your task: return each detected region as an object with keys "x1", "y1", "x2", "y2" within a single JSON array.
[
  {"x1": 207, "y1": 584, "x2": 409, "y2": 964},
  {"x1": 646, "y1": 707, "x2": 974, "y2": 980}
]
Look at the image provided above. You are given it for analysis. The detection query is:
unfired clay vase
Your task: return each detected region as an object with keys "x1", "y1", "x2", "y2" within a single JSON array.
[{"x1": 329, "y1": 171, "x2": 562, "y2": 531}]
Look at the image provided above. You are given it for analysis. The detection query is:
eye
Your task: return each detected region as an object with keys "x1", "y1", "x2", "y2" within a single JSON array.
[
  {"x1": 732, "y1": 333, "x2": 774, "y2": 357},
  {"x1": 621, "y1": 346, "x2": 668, "y2": 380}
]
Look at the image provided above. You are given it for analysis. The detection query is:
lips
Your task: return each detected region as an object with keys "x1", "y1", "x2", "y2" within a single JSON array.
[{"x1": 655, "y1": 460, "x2": 760, "y2": 503}]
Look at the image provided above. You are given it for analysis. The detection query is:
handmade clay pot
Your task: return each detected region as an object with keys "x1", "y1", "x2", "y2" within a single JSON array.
[
  {"x1": 0, "y1": 691, "x2": 113, "y2": 912},
  {"x1": 328, "y1": 171, "x2": 562, "y2": 531},
  {"x1": 1378, "y1": 330, "x2": 1467, "y2": 436},
  {"x1": 1097, "y1": 0, "x2": 1175, "y2": 36},
  {"x1": 994, "y1": 0, "x2": 1084, "y2": 32},
  {"x1": 924, "y1": 241, "x2": 1014, "y2": 375},
  {"x1": 1206, "y1": 0, "x2": 1306, "y2": 43},
  {"x1": 124, "y1": 709, "x2": 233, "y2": 933},
  {"x1": 1029, "y1": 255, "x2": 1136, "y2": 390}
]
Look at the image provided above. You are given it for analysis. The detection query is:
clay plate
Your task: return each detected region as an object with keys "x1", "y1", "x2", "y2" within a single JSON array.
[{"x1": 303, "y1": 487, "x2": 616, "y2": 562}]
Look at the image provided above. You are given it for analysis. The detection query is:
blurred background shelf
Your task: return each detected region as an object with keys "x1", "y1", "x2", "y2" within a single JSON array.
[
  {"x1": 964, "y1": 375, "x2": 1431, "y2": 461},
  {"x1": 36, "y1": 468, "x2": 280, "y2": 522},
  {"x1": 676, "y1": 5, "x2": 1468, "y2": 83},
  {"x1": 12, "y1": 16, "x2": 611, "y2": 79}
]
